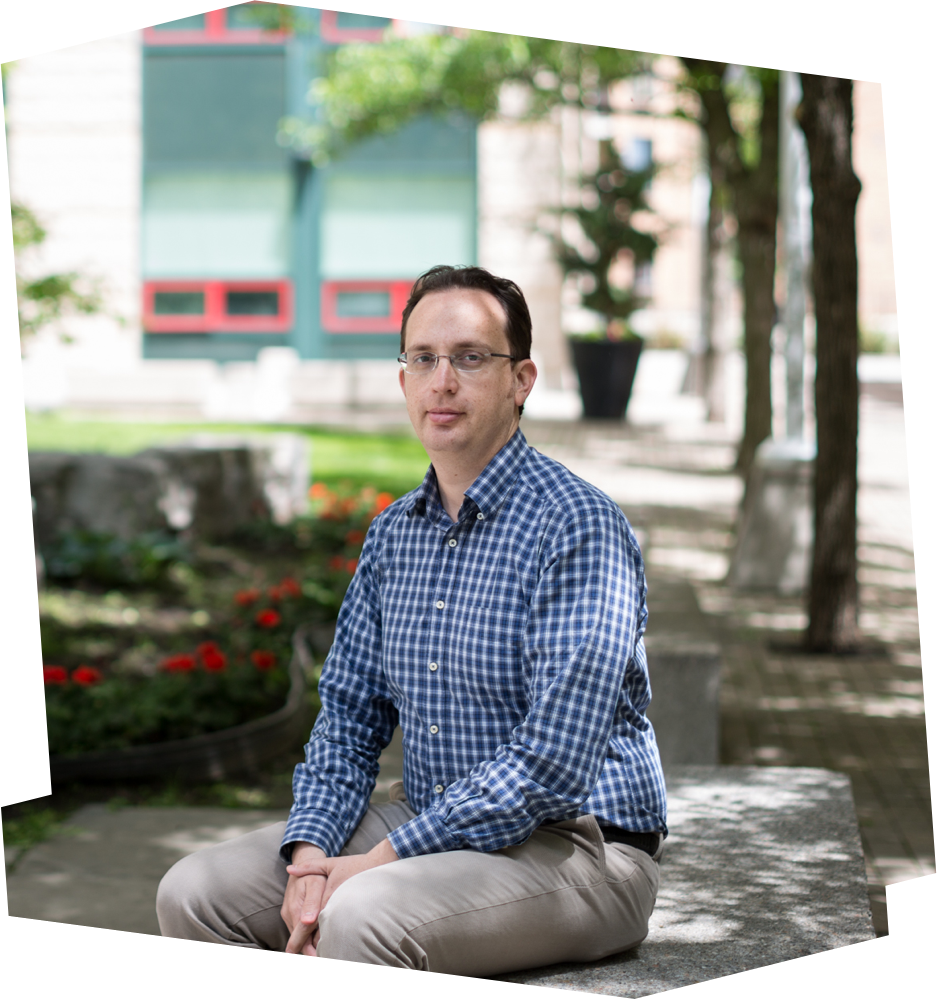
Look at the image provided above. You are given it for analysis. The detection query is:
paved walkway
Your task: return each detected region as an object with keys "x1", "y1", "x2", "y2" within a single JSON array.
[
  {"x1": 6, "y1": 352, "x2": 931, "y2": 945},
  {"x1": 524, "y1": 355, "x2": 932, "y2": 937}
]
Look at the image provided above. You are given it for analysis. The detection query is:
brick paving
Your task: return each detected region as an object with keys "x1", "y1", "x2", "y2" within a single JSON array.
[{"x1": 526, "y1": 385, "x2": 934, "y2": 938}]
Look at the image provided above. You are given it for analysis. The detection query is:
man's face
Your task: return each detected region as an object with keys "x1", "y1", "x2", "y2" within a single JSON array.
[{"x1": 399, "y1": 287, "x2": 537, "y2": 463}]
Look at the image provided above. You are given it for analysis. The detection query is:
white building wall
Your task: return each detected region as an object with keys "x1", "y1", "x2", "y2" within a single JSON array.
[{"x1": 8, "y1": 30, "x2": 144, "y2": 405}]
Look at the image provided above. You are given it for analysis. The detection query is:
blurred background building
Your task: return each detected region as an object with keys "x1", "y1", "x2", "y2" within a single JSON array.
[{"x1": 5, "y1": 5, "x2": 897, "y2": 421}]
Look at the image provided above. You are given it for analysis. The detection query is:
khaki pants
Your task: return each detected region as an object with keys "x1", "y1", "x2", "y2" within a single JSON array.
[{"x1": 156, "y1": 793, "x2": 660, "y2": 977}]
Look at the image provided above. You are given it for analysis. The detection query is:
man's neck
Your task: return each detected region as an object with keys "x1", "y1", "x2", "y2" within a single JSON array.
[{"x1": 430, "y1": 422, "x2": 519, "y2": 522}]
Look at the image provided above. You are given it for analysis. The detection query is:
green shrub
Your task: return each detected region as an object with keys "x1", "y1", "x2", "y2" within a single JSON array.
[{"x1": 42, "y1": 530, "x2": 190, "y2": 590}]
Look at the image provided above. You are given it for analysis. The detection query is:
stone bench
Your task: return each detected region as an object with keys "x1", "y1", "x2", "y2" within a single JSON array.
[{"x1": 7, "y1": 765, "x2": 874, "y2": 992}]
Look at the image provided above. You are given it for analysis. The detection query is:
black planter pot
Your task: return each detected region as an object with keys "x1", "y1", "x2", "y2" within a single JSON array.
[
  {"x1": 48, "y1": 626, "x2": 315, "y2": 784},
  {"x1": 570, "y1": 337, "x2": 644, "y2": 420}
]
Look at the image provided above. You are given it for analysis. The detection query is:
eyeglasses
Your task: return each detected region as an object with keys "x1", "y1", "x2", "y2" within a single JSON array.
[{"x1": 397, "y1": 349, "x2": 515, "y2": 375}]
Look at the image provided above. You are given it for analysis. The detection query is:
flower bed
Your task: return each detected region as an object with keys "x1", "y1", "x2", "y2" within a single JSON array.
[{"x1": 40, "y1": 482, "x2": 396, "y2": 766}]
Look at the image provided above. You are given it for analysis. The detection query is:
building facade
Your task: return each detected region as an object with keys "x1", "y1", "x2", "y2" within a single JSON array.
[{"x1": 6, "y1": 7, "x2": 896, "y2": 420}]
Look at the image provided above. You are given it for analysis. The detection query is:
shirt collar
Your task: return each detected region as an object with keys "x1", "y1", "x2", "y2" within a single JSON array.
[{"x1": 407, "y1": 428, "x2": 529, "y2": 522}]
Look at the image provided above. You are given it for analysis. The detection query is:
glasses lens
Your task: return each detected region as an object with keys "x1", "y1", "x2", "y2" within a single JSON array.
[
  {"x1": 403, "y1": 352, "x2": 437, "y2": 373},
  {"x1": 452, "y1": 350, "x2": 490, "y2": 372}
]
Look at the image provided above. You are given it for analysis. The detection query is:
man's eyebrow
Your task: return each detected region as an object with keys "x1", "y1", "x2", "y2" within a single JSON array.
[{"x1": 406, "y1": 339, "x2": 495, "y2": 352}]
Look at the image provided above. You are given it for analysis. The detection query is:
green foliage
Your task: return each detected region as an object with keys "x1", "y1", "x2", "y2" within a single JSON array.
[
  {"x1": 859, "y1": 328, "x2": 899, "y2": 355},
  {"x1": 553, "y1": 140, "x2": 659, "y2": 335},
  {"x1": 12, "y1": 202, "x2": 102, "y2": 341},
  {"x1": 233, "y1": 1, "x2": 307, "y2": 34},
  {"x1": 2, "y1": 806, "x2": 65, "y2": 850},
  {"x1": 38, "y1": 482, "x2": 396, "y2": 756},
  {"x1": 1, "y1": 805, "x2": 73, "y2": 874},
  {"x1": 42, "y1": 530, "x2": 190, "y2": 591},
  {"x1": 44, "y1": 659, "x2": 293, "y2": 756},
  {"x1": 281, "y1": 29, "x2": 649, "y2": 165}
]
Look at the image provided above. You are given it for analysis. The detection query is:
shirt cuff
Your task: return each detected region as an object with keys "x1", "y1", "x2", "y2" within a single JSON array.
[
  {"x1": 280, "y1": 807, "x2": 346, "y2": 863},
  {"x1": 386, "y1": 807, "x2": 464, "y2": 859}
]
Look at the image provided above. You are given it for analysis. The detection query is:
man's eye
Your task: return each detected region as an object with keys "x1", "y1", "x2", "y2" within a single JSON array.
[
  {"x1": 411, "y1": 353, "x2": 436, "y2": 366},
  {"x1": 457, "y1": 352, "x2": 485, "y2": 365}
]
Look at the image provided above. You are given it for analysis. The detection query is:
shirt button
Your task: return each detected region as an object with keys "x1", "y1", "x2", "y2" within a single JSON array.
[
  {"x1": 476, "y1": 512, "x2": 484, "y2": 520},
  {"x1": 429, "y1": 662, "x2": 438, "y2": 671},
  {"x1": 434, "y1": 784, "x2": 444, "y2": 793},
  {"x1": 429, "y1": 725, "x2": 439, "y2": 734},
  {"x1": 448, "y1": 538, "x2": 457, "y2": 548},
  {"x1": 436, "y1": 600, "x2": 445, "y2": 609}
]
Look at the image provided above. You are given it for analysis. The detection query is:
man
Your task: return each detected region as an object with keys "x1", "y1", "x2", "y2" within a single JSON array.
[{"x1": 157, "y1": 265, "x2": 667, "y2": 977}]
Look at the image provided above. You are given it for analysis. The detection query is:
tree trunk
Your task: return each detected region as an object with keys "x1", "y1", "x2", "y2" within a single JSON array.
[
  {"x1": 798, "y1": 75, "x2": 862, "y2": 652},
  {"x1": 700, "y1": 158, "x2": 729, "y2": 422},
  {"x1": 733, "y1": 77, "x2": 780, "y2": 475}
]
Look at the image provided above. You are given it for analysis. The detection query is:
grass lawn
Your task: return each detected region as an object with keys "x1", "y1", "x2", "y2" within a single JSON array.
[{"x1": 25, "y1": 413, "x2": 430, "y2": 498}]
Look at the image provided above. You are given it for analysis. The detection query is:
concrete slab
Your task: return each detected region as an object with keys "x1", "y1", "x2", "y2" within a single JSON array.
[
  {"x1": 6, "y1": 766, "x2": 874, "y2": 995},
  {"x1": 5, "y1": 806, "x2": 287, "y2": 936},
  {"x1": 501, "y1": 766, "x2": 876, "y2": 994}
]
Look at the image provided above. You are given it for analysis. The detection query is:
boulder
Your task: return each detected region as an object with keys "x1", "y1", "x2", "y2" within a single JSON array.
[{"x1": 29, "y1": 434, "x2": 310, "y2": 547}]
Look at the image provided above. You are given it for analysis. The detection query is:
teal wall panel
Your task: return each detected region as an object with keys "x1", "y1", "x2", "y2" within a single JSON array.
[
  {"x1": 320, "y1": 175, "x2": 475, "y2": 279},
  {"x1": 144, "y1": 50, "x2": 288, "y2": 166},
  {"x1": 143, "y1": 171, "x2": 292, "y2": 277},
  {"x1": 143, "y1": 333, "x2": 290, "y2": 362}
]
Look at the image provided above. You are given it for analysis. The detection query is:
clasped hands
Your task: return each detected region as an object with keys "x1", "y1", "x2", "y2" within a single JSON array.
[{"x1": 281, "y1": 837, "x2": 399, "y2": 956}]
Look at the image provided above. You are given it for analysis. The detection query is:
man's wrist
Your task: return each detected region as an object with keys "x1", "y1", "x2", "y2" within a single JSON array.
[
  {"x1": 367, "y1": 837, "x2": 399, "y2": 866},
  {"x1": 290, "y1": 841, "x2": 328, "y2": 865}
]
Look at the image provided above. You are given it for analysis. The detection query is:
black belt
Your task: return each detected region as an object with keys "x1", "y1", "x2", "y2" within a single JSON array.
[{"x1": 600, "y1": 826, "x2": 662, "y2": 857}]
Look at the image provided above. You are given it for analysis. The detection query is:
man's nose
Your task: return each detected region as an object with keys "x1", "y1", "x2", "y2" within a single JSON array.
[{"x1": 429, "y1": 355, "x2": 460, "y2": 389}]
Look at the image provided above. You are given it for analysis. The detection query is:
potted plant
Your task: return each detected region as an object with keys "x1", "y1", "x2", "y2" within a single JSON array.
[{"x1": 552, "y1": 139, "x2": 659, "y2": 420}]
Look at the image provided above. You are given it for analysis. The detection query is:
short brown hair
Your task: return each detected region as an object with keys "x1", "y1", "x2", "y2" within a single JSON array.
[{"x1": 399, "y1": 265, "x2": 532, "y2": 362}]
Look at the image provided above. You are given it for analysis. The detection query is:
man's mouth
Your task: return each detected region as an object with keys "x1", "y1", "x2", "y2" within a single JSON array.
[{"x1": 427, "y1": 409, "x2": 463, "y2": 425}]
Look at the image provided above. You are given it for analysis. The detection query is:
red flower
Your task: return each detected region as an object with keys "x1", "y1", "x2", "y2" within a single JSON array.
[
  {"x1": 373, "y1": 492, "x2": 394, "y2": 513},
  {"x1": 280, "y1": 576, "x2": 302, "y2": 598},
  {"x1": 346, "y1": 558, "x2": 358, "y2": 574},
  {"x1": 197, "y1": 642, "x2": 227, "y2": 672},
  {"x1": 256, "y1": 609, "x2": 281, "y2": 628},
  {"x1": 234, "y1": 588, "x2": 261, "y2": 607},
  {"x1": 72, "y1": 665, "x2": 103, "y2": 686},
  {"x1": 162, "y1": 653, "x2": 196, "y2": 673},
  {"x1": 43, "y1": 665, "x2": 68, "y2": 685},
  {"x1": 345, "y1": 529, "x2": 365, "y2": 546},
  {"x1": 328, "y1": 555, "x2": 345, "y2": 571},
  {"x1": 309, "y1": 482, "x2": 329, "y2": 500},
  {"x1": 250, "y1": 649, "x2": 277, "y2": 671}
]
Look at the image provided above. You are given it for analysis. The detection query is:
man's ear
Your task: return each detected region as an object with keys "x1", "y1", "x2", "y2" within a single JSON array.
[
  {"x1": 399, "y1": 366, "x2": 407, "y2": 398},
  {"x1": 513, "y1": 357, "x2": 537, "y2": 409}
]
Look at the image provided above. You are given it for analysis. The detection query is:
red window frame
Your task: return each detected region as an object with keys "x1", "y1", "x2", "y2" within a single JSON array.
[
  {"x1": 319, "y1": 10, "x2": 391, "y2": 44},
  {"x1": 143, "y1": 5, "x2": 290, "y2": 46},
  {"x1": 143, "y1": 279, "x2": 293, "y2": 333},
  {"x1": 320, "y1": 279, "x2": 412, "y2": 334}
]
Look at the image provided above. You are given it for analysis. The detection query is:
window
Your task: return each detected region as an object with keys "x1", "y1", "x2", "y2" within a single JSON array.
[
  {"x1": 144, "y1": 5, "x2": 289, "y2": 45},
  {"x1": 321, "y1": 280, "x2": 412, "y2": 333},
  {"x1": 623, "y1": 138, "x2": 653, "y2": 172},
  {"x1": 635, "y1": 262, "x2": 653, "y2": 298},
  {"x1": 144, "y1": 280, "x2": 293, "y2": 332},
  {"x1": 319, "y1": 10, "x2": 392, "y2": 43}
]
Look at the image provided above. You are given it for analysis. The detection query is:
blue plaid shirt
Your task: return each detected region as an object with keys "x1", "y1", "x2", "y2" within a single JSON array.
[{"x1": 281, "y1": 429, "x2": 667, "y2": 862}]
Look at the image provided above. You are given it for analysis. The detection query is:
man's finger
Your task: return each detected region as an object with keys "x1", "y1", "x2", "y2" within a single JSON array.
[
  {"x1": 287, "y1": 860, "x2": 330, "y2": 878},
  {"x1": 285, "y1": 915, "x2": 317, "y2": 955}
]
